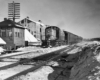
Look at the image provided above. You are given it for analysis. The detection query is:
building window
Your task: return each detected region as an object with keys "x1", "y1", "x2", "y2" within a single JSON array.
[
  {"x1": 15, "y1": 32, "x2": 17, "y2": 37},
  {"x1": 40, "y1": 28, "x2": 41, "y2": 32},
  {"x1": 1, "y1": 29, "x2": 6, "y2": 37},
  {"x1": 9, "y1": 31, "x2": 12, "y2": 37},
  {"x1": 31, "y1": 31, "x2": 33, "y2": 35},
  {"x1": 34, "y1": 35, "x2": 36, "y2": 37},
  {"x1": 15, "y1": 31, "x2": 23, "y2": 38},
  {"x1": 34, "y1": 31, "x2": 36, "y2": 33},
  {"x1": 21, "y1": 33, "x2": 23, "y2": 37},
  {"x1": 28, "y1": 29, "x2": 30, "y2": 32},
  {"x1": 18, "y1": 32, "x2": 19, "y2": 37},
  {"x1": 6, "y1": 29, "x2": 12, "y2": 37}
]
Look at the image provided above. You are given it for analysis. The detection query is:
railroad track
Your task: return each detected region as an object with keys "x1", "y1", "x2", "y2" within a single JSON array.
[
  {"x1": 0, "y1": 48, "x2": 44, "y2": 59},
  {"x1": 0, "y1": 46, "x2": 68, "y2": 70},
  {"x1": 0, "y1": 46, "x2": 73, "y2": 80},
  {"x1": 0, "y1": 46, "x2": 67, "y2": 59}
]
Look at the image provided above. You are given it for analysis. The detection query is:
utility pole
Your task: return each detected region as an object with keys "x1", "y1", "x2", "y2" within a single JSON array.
[{"x1": 8, "y1": 1, "x2": 20, "y2": 22}]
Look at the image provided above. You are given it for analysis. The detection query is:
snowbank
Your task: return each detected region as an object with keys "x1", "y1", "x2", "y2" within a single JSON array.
[
  {"x1": 0, "y1": 47, "x2": 5, "y2": 54},
  {"x1": 0, "y1": 37, "x2": 6, "y2": 45},
  {"x1": 13, "y1": 66, "x2": 53, "y2": 80},
  {"x1": 69, "y1": 41, "x2": 100, "y2": 80},
  {"x1": 46, "y1": 41, "x2": 100, "y2": 80}
]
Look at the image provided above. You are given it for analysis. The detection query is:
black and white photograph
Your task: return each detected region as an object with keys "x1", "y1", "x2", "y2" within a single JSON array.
[{"x1": 0, "y1": 0, "x2": 100, "y2": 80}]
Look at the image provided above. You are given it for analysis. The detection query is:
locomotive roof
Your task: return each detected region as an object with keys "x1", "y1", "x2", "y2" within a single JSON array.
[
  {"x1": 46, "y1": 26, "x2": 60, "y2": 30},
  {"x1": 0, "y1": 19, "x2": 24, "y2": 29}
]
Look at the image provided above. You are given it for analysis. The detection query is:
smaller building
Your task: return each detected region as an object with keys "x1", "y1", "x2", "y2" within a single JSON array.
[{"x1": 0, "y1": 18, "x2": 25, "y2": 50}]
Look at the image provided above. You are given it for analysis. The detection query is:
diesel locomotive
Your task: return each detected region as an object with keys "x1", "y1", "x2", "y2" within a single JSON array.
[{"x1": 42, "y1": 26, "x2": 82, "y2": 47}]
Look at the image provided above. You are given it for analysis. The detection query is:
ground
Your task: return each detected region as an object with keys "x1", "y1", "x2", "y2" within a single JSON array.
[{"x1": 1, "y1": 41, "x2": 100, "y2": 80}]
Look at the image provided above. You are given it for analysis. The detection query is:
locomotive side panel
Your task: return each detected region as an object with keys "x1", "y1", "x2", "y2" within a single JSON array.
[
  {"x1": 41, "y1": 25, "x2": 46, "y2": 41},
  {"x1": 63, "y1": 31, "x2": 69, "y2": 44},
  {"x1": 68, "y1": 32, "x2": 77, "y2": 44},
  {"x1": 57, "y1": 29, "x2": 65, "y2": 45},
  {"x1": 68, "y1": 32, "x2": 82, "y2": 44},
  {"x1": 59, "y1": 29, "x2": 65, "y2": 41}
]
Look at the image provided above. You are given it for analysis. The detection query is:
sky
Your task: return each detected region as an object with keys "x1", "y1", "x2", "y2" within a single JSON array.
[{"x1": 0, "y1": 0, "x2": 100, "y2": 38}]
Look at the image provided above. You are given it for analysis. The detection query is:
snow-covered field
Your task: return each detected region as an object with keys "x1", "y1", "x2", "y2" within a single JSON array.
[
  {"x1": 0, "y1": 45, "x2": 68, "y2": 80},
  {"x1": 13, "y1": 66, "x2": 54, "y2": 80},
  {"x1": 0, "y1": 65, "x2": 33, "y2": 80},
  {"x1": 3, "y1": 41, "x2": 100, "y2": 80},
  {"x1": 0, "y1": 47, "x2": 5, "y2": 54},
  {"x1": 68, "y1": 41, "x2": 100, "y2": 54},
  {"x1": 2, "y1": 41, "x2": 100, "y2": 80},
  {"x1": 0, "y1": 46, "x2": 67, "y2": 59},
  {"x1": 16, "y1": 41, "x2": 100, "y2": 80}
]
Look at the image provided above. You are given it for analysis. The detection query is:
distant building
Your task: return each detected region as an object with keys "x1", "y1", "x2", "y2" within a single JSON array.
[{"x1": 18, "y1": 17, "x2": 46, "y2": 42}]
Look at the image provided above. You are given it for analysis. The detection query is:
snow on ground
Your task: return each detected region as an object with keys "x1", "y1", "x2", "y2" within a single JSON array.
[
  {"x1": 68, "y1": 41, "x2": 100, "y2": 80},
  {"x1": 1, "y1": 58, "x2": 19, "y2": 62},
  {"x1": 67, "y1": 47, "x2": 81, "y2": 54},
  {"x1": 13, "y1": 66, "x2": 54, "y2": 80},
  {"x1": 17, "y1": 46, "x2": 41, "y2": 52},
  {"x1": 17, "y1": 46, "x2": 67, "y2": 53},
  {"x1": 0, "y1": 46, "x2": 67, "y2": 67},
  {"x1": 4, "y1": 41, "x2": 100, "y2": 80},
  {"x1": 68, "y1": 41, "x2": 100, "y2": 54},
  {"x1": 76, "y1": 41, "x2": 100, "y2": 48},
  {"x1": 0, "y1": 47, "x2": 5, "y2": 54},
  {"x1": 0, "y1": 46, "x2": 67, "y2": 59},
  {"x1": 0, "y1": 62, "x2": 16, "y2": 68},
  {"x1": 47, "y1": 61, "x2": 59, "y2": 67},
  {"x1": 11, "y1": 45, "x2": 69, "y2": 80},
  {"x1": 0, "y1": 46, "x2": 67, "y2": 80},
  {"x1": 0, "y1": 65, "x2": 33, "y2": 80}
]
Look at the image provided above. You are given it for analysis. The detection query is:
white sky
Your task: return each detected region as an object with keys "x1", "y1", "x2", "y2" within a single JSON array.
[{"x1": 0, "y1": 0, "x2": 100, "y2": 38}]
